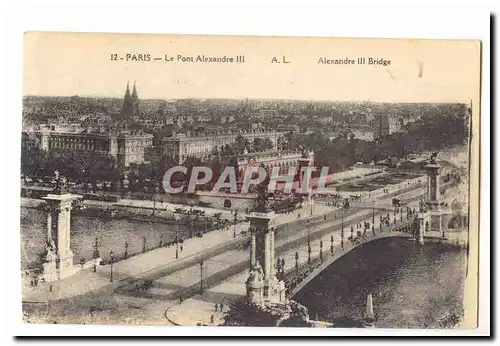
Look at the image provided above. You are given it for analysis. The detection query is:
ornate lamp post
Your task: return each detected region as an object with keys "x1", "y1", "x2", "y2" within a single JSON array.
[
  {"x1": 233, "y1": 210, "x2": 238, "y2": 238},
  {"x1": 174, "y1": 215, "x2": 180, "y2": 259},
  {"x1": 277, "y1": 259, "x2": 282, "y2": 280},
  {"x1": 307, "y1": 219, "x2": 311, "y2": 247},
  {"x1": 307, "y1": 220, "x2": 311, "y2": 265},
  {"x1": 295, "y1": 251, "x2": 299, "y2": 276},
  {"x1": 341, "y1": 209, "x2": 344, "y2": 249},
  {"x1": 372, "y1": 200, "x2": 375, "y2": 228},
  {"x1": 91, "y1": 236, "x2": 100, "y2": 273},
  {"x1": 319, "y1": 239, "x2": 323, "y2": 261},
  {"x1": 175, "y1": 230, "x2": 179, "y2": 259},
  {"x1": 142, "y1": 236, "x2": 146, "y2": 253},
  {"x1": 310, "y1": 194, "x2": 313, "y2": 216},
  {"x1": 109, "y1": 250, "x2": 115, "y2": 282},
  {"x1": 350, "y1": 225, "x2": 354, "y2": 241},
  {"x1": 124, "y1": 241, "x2": 128, "y2": 259},
  {"x1": 330, "y1": 235, "x2": 334, "y2": 255},
  {"x1": 200, "y1": 260, "x2": 204, "y2": 295}
]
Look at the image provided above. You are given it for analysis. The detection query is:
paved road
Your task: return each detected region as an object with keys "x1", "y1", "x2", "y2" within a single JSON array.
[{"x1": 114, "y1": 184, "x2": 432, "y2": 301}]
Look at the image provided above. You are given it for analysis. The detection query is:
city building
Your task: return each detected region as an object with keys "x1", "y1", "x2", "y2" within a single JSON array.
[
  {"x1": 234, "y1": 150, "x2": 315, "y2": 178},
  {"x1": 373, "y1": 112, "x2": 390, "y2": 139},
  {"x1": 28, "y1": 126, "x2": 153, "y2": 168},
  {"x1": 162, "y1": 129, "x2": 280, "y2": 163}
]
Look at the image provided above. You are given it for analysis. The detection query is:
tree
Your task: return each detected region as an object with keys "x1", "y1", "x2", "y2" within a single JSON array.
[
  {"x1": 21, "y1": 147, "x2": 49, "y2": 178},
  {"x1": 234, "y1": 134, "x2": 249, "y2": 154}
]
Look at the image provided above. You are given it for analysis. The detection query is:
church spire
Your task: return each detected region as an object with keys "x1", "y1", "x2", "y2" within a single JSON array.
[
  {"x1": 131, "y1": 81, "x2": 140, "y2": 117},
  {"x1": 131, "y1": 81, "x2": 138, "y2": 101},
  {"x1": 121, "y1": 81, "x2": 133, "y2": 118},
  {"x1": 124, "y1": 81, "x2": 131, "y2": 103}
]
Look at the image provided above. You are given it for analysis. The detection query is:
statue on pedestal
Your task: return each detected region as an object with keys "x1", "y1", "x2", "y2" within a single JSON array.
[
  {"x1": 44, "y1": 239, "x2": 57, "y2": 261},
  {"x1": 251, "y1": 262, "x2": 263, "y2": 281},
  {"x1": 53, "y1": 170, "x2": 68, "y2": 195},
  {"x1": 253, "y1": 184, "x2": 270, "y2": 213},
  {"x1": 430, "y1": 151, "x2": 439, "y2": 164},
  {"x1": 289, "y1": 300, "x2": 310, "y2": 323},
  {"x1": 298, "y1": 145, "x2": 309, "y2": 159}
]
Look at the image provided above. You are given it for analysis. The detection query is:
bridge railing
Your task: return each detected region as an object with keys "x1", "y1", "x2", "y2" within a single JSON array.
[{"x1": 281, "y1": 216, "x2": 417, "y2": 294}]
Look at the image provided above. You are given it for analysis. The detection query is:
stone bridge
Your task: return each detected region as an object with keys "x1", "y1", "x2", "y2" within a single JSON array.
[
  {"x1": 283, "y1": 216, "x2": 418, "y2": 298},
  {"x1": 282, "y1": 215, "x2": 468, "y2": 299}
]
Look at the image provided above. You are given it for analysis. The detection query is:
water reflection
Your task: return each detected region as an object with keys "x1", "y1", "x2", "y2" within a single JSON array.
[{"x1": 20, "y1": 207, "x2": 192, "y2": 269}]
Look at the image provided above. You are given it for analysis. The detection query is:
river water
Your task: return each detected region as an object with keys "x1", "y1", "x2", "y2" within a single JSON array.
[
  {"x1": 293, "y1": 237, "x2": 467, "y2": 328},
  {"x1": 20, "y1": 208, "x2": 192, "y2": 269}
]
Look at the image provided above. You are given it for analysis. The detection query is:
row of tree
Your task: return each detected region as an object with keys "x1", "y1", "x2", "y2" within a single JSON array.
[
  {"x1": 285, "y1": 112, "x2": 468, "y2": 173},
  {"x1": 21, "y1": 112, "x2": 468, "y2": 192},
  {"x1": 21, "y1": 147, "x2": 120, "y2": 186}
]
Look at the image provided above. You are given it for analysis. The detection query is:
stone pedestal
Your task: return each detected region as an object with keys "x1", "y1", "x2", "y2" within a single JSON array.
[
  {"x1": 246, "y1": 211, "x2": 286, "y2": 306},
  {"x1": 417, "y1": 213, "x2": 430, "y2": 245},
  {"x1": 425, "y1": 163, "x2": 443, "y2": 233},
  {"x1": 42, "y1": 192, "x2": 82, "y2": 281},
  {"x1": 246, "y1": 268, "x2": 264, "y2": 306},
  {"x1": 297, "y1": 156, "x2": 313, "y2": 194},
  {"x1": 42, "y1": 259, "x2": 58, "y2": 282}
]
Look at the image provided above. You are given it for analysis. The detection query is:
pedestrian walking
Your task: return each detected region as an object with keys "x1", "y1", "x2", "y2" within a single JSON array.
[{"x1": 214, "y1": 303, "x2": 218, "y2": 312}]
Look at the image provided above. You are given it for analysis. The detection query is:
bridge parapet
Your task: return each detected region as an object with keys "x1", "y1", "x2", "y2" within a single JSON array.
[{"x1": 283, "y1": 217, "x2": 417, "y2": 298}]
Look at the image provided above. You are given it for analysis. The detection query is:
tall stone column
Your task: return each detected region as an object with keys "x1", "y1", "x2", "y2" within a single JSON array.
[
  {"x1": 417, "y1": 213, "x2": 428, "y2": 245},
  {"x1": 298, "y1": 154, "x2": 313, "y2": 214},
  {"x1": 270, "y1": 230, "x2": 275, "y2": 278},
  {"x1": 250, "y1": 228, "x2": 256, "y2": 269},
  {"x1": 264, "y1": 230, "x2": 272, "y2": 281},
  {"x1": 43, "y1": 192, "x2": 82, "y2": 280},
  {"x1": 46, "y1": 211, "x2": 52, "y2": 244},
  {"x1": 245, "y1": 211, "x2": 286, "y2": 306},
  {"x1": 425, "y1": 163, "x2": 442, "y2": 233}
]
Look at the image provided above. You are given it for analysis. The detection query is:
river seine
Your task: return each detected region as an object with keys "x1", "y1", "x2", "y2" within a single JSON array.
[
  {"x1": 20, "y1": 208, "x2": 192, "y2": 269},
  {"x1": 293, "y1": 237, "x2": 467, "y2": 328}
]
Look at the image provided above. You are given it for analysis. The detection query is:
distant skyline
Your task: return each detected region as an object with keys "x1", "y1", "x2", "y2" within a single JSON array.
[
  {"x1": 22, "y1": 94, "x2": 469, "y2": 105},
  {"x1": 24, "y1": 33, "x2": 480, "y2": 103}
]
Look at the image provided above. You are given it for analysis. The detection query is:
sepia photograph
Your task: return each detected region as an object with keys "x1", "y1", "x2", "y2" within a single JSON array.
[{"x1": 18, "y1": 32, "x2": 482, "y2": 332}]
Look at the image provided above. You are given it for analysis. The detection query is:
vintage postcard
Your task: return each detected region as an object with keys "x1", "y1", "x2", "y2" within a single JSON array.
[{"x1": 20, "y1": 32, "x2": 481, "y2": 331}]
